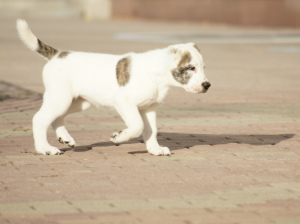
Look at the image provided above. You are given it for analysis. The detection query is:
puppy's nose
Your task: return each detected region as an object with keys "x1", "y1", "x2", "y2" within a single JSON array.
[{"x1": 202, "y1": 82, "x2": 211, "y2": 90}]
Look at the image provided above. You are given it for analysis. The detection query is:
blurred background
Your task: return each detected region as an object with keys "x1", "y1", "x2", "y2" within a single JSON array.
[
  {"x1": 1, "y1": 0, "x2": 300, "y2": 98},
  {"x1": 0, "y1": 0, "x2": 299, "y2": 27}
]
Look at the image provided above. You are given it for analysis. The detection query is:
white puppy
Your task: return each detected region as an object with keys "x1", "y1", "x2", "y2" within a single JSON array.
[{"x1": 16, "y1": 20, "x2": 211, "y2": 156}]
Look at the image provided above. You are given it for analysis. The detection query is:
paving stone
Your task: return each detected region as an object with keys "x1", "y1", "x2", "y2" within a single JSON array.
[{"x1": 1, "y1": 19, "x2": 300, "y2": 223}]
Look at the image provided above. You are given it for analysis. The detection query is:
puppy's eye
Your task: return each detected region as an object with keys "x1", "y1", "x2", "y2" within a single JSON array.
[{"x1": 189, "y1": 67, "x2": 196, "y2": 71}]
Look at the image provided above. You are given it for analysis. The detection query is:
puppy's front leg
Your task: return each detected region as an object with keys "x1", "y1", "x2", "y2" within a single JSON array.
[
  {"x1": 141, "y1": 107, "x2": 171, "y2": 156},
  {"x1": 110, "y1": 101, "x2": 144, "y2": 144}
]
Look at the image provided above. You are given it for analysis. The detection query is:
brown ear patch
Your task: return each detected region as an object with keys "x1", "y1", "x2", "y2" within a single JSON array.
[
  {"x1": 37, "y1": 39, "x2": 58, "y2": 60},
  {"x1": 116, "y1": 56, "x2": 131, "y2": 86},
  {"x1": 172, "y1": 51, "x2": 193, "y2": 85},
  {"x1": 178, "y1": 51, "x2": 192, "y2": 67}
]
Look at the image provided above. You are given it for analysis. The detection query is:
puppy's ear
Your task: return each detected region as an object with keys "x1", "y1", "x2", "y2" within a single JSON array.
[
  {"x1": 193, "y1": 44, "x2": 201, "y2": 53},
  {"x1": 169, "y1": 47, "x2": 179, "y2": 55},
  {"x1": 168, "y1": 47, "x2": 182, "y2": 62}
]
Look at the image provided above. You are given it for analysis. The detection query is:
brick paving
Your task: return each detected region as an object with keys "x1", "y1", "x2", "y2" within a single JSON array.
[
  {"x1": 0, "y1": 81, "x2": 42, "y2": 113},
  {"x1": 0, "y1": 19, "x2": 300, "y2": 224}
]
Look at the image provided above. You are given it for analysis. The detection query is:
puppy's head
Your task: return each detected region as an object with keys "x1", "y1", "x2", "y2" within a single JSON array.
[{"x1": 168, "y1": 43, "x2": 210, "y2": 94}]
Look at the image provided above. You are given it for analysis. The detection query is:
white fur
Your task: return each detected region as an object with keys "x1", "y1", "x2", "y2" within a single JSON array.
[
  {"x1": 17, "y1": 20, "x2": 39, "y2": 52},
  {"x1": 17, "y1": 20, "x2": 210, "y2": 156}
]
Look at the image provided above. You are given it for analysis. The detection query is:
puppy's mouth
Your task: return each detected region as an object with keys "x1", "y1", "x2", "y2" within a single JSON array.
[
  {"x1": 185, "y1": 87, "x2": 205, "y2": 94},
  {"x1": 198, "y1": 88, "x2": 210, "y2": 94},
  {"x1": 185, "y1": 86, "x2": 210, "y2": 94},
  {"x1": 185, "y1": 82, "x2": 211, "y2": 94}
]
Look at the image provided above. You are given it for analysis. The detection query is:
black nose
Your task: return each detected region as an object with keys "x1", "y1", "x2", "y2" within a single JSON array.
[{"x1": 202, "y1": 82, "x2": 211, "y2": 90}]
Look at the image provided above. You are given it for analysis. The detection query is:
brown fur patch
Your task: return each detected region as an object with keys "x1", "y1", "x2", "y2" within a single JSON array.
[
  {"x1": 172, "y1": 51, "x2": 193, "y2": 85},
  {"x1": 172, "y1": 67, "x2": 192, "y2": 85},
  {"x1": 116, "y1": 57, "x2": 131, "y2": 86},
  {"x1": 178, "y1": 51, "x2": 192, "y2": 67},
  {"x1": 58, "y1": 51, "x2": 70, "y2": 58},
  {"x1": 37, "y1": 39, "x2": 58, "y2": 60}
]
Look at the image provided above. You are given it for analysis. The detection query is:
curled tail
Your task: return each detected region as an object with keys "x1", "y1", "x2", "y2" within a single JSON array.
[{"x1": 16, "y1": 19, "x2": 58, "y2": 60}]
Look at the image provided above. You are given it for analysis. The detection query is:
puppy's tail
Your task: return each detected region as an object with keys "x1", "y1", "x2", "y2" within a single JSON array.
[{"x1": 16, "y1": 19, "x2": 58, "y2": 60}]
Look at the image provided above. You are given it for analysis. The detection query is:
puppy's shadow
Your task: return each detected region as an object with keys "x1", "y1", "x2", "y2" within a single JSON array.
[{"x1": 61, "y1": 132, "x2": 295, "y2": 154}]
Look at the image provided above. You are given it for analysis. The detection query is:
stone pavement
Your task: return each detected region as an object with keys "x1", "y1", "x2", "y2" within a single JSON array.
[{"x1": 0, "y1": 19, "x2": 300, "y2": 224}]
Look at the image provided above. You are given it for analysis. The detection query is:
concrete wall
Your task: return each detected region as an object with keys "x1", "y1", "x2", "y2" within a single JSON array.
[
  {"x1": 81, "y1": 0, "x2": 111, "y2": 21},
  {"x1": 0, "y1": 0, "x2": 81, "y2": 18},
  {"x1": 0, "y1": 0, "x2": 111, "y2": 20},
  {"x1": 111, "y1": 0, "x2": 300, "y2": 27},
  {"x1": 1, "y1": 0, "x2": 299, "y2": 27}
]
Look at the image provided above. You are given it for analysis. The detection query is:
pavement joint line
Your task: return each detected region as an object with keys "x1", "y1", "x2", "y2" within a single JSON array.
[{"x1": 1, "y1": 182, "x2": 299, "y2": 216}]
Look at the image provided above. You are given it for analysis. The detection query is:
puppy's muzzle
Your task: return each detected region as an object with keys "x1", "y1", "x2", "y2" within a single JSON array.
[{"x1": 202, "y1": 82, "x2": 211, "y2": 92}]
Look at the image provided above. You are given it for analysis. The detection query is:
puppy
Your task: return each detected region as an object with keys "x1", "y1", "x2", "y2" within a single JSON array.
[{"x1": 16, "y1": 20, "x2": 211, "y2": 156}]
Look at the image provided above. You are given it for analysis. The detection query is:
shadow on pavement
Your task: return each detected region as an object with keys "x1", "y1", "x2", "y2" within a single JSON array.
[{"x1": 61, "y1": 133, "x2": 295, "y2": 154}]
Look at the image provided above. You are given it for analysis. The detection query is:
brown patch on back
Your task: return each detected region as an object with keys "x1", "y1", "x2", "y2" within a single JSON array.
[
  {"x1": 116, "y1": 57, "x2": 131, "y2": 86},
  {"x1": 37, "y1": 39, "x2": 58, "y2": 60},
  {"x1": 58, "y1": 51, "x2": 70, "y2": 58}
]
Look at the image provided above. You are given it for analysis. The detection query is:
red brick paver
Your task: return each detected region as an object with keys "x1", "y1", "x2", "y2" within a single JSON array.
[{"x1": 0, "y1": 19, "x2": 300, "y2": 224}]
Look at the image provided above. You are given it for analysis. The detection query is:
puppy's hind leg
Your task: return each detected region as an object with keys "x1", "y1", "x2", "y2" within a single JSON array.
[
  {"x1": 52, "y1": 116, "x2": 76, "y2": 148},
  {"x1": 33, "y1": 91, "x2": 73, "y2": 155},
  {"x1": 52, "y1": 97, "x2": 91, "y2": 148}
]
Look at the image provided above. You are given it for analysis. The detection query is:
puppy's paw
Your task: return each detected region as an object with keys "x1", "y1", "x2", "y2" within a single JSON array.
[
  {"x1": 36, "y1": 146, "x2": 61, "y2": 155},
  {"x1": 148, "y1": 147, "x2": 171, "y2": 156},
  {"x1": 58, "y1": 136, "x2": 76, "y2": 148},
  {"x1": 110, "y1": 131, "x2": 122, "y2": 144}
]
